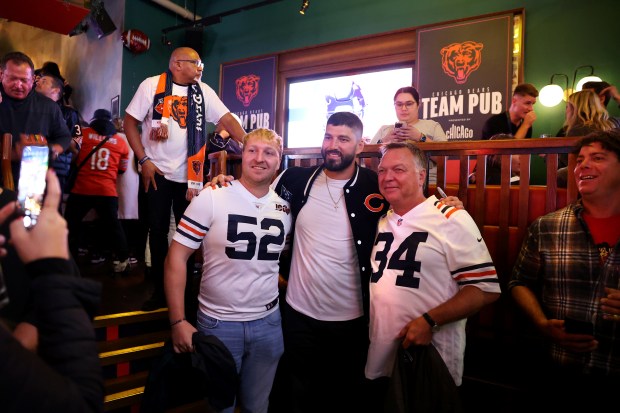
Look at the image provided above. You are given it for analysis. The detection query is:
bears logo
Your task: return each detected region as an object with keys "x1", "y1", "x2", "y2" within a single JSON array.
[
  {"x1": 440, "y1": 41, "x2": 483, "y2": 85},
  {"x1": 235, "y1": 74, "x2": 260, "y2": 107},
  {"x1": 191, "y1": 160, "x2": 202, "y2": 176},
  {"x1": 171, "y1": 96, "x2": 188, "y2": 128}
]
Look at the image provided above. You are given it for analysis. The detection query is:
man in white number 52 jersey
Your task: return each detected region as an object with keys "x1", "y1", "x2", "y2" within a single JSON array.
[{"x1": 164, "y1": 129, "x2": 291, "y2": 413}]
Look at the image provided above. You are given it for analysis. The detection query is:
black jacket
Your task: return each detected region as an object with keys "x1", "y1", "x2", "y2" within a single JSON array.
[
  {"x1": 0, "y1": 86, "x2": 72, "y2": 187},
  {"x1": 0, "y1": 259, "x2": 103, "y2": 413},
  {"x1": 141, "y1": 333, "x2": 238, "y2": 413},
  {"x1": 385, "y1": 344, "x2": 462, "y2": 413},
  {"x1": 273, "y1": 163, "x2": 388, "y2": 316}
]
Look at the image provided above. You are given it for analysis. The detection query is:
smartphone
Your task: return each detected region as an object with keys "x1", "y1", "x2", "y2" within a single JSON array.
[
  {"x1": 394, "y1": 122, "x2": 403, "y2": 128},
  {"x1": 16, "y1": 145, "x2": 50, "y2": 228},
  {"x1": 564, "y1": 317, "x2": 593, "y2": 335}
]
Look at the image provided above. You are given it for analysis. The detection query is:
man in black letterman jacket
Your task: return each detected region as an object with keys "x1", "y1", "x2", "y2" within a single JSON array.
[{"x1": 268, "y1": 112, "x2": 386, "y2": 413}]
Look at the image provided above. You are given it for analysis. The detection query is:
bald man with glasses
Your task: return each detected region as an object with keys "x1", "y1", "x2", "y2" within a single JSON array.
[{"x1": 125, "y1": 47, "x2": 245, "y2": 311}]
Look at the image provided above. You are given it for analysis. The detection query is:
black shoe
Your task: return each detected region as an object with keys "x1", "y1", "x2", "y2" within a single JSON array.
[{"x1": 141, "y1": 292, "x2": 167, "y2": 312}]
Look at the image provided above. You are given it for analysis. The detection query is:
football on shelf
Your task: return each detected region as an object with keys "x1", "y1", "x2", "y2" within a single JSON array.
[{"x1": 121, "y1": 29, "x2": 151, "y2": 54}]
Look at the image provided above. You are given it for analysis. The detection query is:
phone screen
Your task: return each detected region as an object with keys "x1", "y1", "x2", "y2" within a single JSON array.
[{"x1": 16, "y1": 145, "x2": 49, "y2": 228}]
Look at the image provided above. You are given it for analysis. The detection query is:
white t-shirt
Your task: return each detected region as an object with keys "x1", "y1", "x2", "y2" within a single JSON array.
[
  {"x1": 273, "y1": 170, "x2": 364, "y2": 321},
  {"x1": 125, "y1": 75, "x2": 229, "y2": 182},
  {"x1": 173, "y1": 181, "x2": 292, "y2": 321},
  {"x1": 365, "y1": 196, "x2": 500, "y2": 385}
]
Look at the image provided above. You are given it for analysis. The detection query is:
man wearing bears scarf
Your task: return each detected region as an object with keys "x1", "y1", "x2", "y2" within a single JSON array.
[{"x1": 125, "y1": 47, "x2": 245, "y2": 312}]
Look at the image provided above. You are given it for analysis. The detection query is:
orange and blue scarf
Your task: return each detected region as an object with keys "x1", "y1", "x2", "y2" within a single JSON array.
[{"x1": 151, "y1": 70, "x2": 206, "y2": 189}]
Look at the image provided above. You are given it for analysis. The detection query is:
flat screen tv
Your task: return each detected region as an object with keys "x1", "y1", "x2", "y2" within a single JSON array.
[{"x1": 286, "y1": 67, "x2": 413, "y2": 148}]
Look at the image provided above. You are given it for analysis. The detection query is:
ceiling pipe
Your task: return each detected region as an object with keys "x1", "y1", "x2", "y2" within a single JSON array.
[
  {"x1": 151, "y1": 0, "x2": 202, "y2": 21},
  {"x1": 161, "y1": 0, "x2": 286, "y2": 34}
]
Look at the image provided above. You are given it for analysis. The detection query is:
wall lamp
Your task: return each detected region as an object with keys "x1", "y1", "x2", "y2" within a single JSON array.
[
  {"x1": 539, "y1": 65, "x2": 602, "y2": 107},
  {"x1": 299, "y1": 0, "x2": 309, "y2": 15},
  {"x1": 539, "y1": 74, "x2": 569, "y2": 107}
]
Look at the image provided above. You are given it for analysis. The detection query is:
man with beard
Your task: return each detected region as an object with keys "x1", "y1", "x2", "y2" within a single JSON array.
[{"x1": 268, "y1": 112, "x2": 460, "y2": 412}]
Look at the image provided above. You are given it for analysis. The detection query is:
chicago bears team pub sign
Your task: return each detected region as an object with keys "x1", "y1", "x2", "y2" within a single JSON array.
[
  {"x1": 220, "y1": 56, "x2": 277, "y2": 132},
  {"x1": 416, "y1": 14, "x2": 513, "y2": 141}
]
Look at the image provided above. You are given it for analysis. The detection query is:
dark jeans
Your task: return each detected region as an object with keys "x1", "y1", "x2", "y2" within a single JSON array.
[
  {"x1": 145, "y1": 175, "x2": 197, "y2": 318},
  {"x1": 65, "y1": 194, "x2": 128, "y2": 261},
  {"x1": 272, "y1": 305, "x2": 369, "y2": 413}
]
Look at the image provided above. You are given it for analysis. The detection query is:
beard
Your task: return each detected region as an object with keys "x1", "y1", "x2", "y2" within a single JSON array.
[{"x1": 321, "y1": 148, "x2": 356, "y2": 172}]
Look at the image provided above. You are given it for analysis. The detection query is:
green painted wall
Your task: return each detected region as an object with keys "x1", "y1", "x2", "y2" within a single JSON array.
[{"x1": 123, "y1": 0, "x2": 618, "y2": 145}]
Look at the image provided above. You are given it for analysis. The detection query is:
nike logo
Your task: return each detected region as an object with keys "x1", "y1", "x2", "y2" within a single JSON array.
[{"x1": 477, "y1": 238, "x2": 483, "y2": 242}]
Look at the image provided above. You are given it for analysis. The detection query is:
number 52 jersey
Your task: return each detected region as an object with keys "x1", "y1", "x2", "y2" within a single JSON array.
[{"x1": 173, "y1": 181, "x2": 292, "y2": 321}]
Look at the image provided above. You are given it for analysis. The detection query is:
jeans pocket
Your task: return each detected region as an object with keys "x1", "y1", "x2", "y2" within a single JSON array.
[
  {"x1": 265, "y1": 309, "x2": 282, "y2": 327},
  {"x1": 197, "y1": 312, "x2": 219, "y2": 330}
]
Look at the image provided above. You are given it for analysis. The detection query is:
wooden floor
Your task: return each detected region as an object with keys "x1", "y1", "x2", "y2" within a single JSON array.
[{"x1": 76, "y1": 253, "x2": 153, "y2": 316}]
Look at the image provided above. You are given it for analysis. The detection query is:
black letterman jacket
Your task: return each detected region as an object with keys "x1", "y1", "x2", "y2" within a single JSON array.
[{"x1": 273, "y1": 163, "x2": 388, "y2": 317}]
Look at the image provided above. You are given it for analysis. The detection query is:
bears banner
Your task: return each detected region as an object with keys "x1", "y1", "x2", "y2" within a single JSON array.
[
  {"x1": 220, "y1": 56, "x2": 277, "y2": 132},
  {"x1": 416, "y1": 14, "x2": 514, "y2": 140}
]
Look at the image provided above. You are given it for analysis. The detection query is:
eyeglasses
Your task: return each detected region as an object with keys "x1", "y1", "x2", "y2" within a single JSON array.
[
  {"x1": 176, "y1": 59, "x2": 204, "y2": 69},
  {"x1": 394, "y1": 101, "x2": 417, "y2": 109}
]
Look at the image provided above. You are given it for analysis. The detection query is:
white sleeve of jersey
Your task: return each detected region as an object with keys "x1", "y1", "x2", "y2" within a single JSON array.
[
  {"x1": 173, "y1": 187, "x2": 216, "y2": 249},
  {"x1": 443, "y1": 210, "x2": 501, "y2": 293}
]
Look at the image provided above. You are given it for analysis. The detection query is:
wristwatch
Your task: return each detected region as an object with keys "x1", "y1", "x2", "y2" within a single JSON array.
[{"x1": 422, "y1": 312, "x2": 440, "y2": 332}]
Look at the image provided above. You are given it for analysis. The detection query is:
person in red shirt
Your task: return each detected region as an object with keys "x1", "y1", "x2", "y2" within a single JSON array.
[{"x1": 64, "y1": 109, "x2": 131, "y2": 273}]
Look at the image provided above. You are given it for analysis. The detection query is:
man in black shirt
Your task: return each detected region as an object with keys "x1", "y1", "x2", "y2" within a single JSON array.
[
  {"x1": 482, "y1": 83, "x2": 538, "y2": 140},
  {"x1": 0, "y1": 52, "x2": 71, "y2": 188}
]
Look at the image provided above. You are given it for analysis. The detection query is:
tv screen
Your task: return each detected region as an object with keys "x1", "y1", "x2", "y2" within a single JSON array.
[{"x1": 286, "y1": 67, "x2": 413, "y2": 148}]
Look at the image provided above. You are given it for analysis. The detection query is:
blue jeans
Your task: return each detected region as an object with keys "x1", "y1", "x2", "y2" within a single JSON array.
[{"x1": 197, "y1": 309, "x2": 284, "y2": 413}]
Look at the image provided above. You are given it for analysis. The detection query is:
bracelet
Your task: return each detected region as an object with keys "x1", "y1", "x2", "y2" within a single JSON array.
[
  {"x1": 169, "y1": 318, "x2": 185, "y2": 327},
  {"x1": 138, "y1": 155, "x2": 150, "y2": 165}
]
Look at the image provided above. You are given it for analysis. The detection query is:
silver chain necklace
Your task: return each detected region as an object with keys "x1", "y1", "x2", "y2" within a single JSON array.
[{"x1": 325, "y1": 174, "x2": 345, "y2": 210}]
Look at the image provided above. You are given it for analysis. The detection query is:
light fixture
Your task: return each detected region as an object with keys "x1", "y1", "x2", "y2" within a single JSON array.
[
  {"x1": 299, "y1": 0, "x2": 309, "y2": 15},
  {"x1": 572, "y1": 65, "x2": 601, "y2": 92},
  {"x1": 539, "y1": 74, "x2": 569, "y2": 107},
  {"x1": 539, "y1": 65, "x2": 602, "y2": 107}
]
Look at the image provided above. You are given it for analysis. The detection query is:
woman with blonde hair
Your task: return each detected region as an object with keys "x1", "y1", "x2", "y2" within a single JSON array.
[{"x1": 564, "y1": 89, "x2": 613, "y2": 136}]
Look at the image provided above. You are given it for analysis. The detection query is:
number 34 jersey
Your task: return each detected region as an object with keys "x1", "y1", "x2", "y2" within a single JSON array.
[
  {"x1": 174, "y1": 182, "x2": 292, "y2": 321},
  {"x1": 366, "y1": 196, "x2": 500, "y2": 384}
]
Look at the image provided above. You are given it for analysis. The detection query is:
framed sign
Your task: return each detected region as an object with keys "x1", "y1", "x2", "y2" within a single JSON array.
[
  {"x1": 416, "y1": 13, "x2": 521, "y2": 140},
  {"x1": 220, "y1": 56, "x2": 277, "y2": 132},
  {"x1": 111, "y1": 95, "x2": 120, "y2": 119}
]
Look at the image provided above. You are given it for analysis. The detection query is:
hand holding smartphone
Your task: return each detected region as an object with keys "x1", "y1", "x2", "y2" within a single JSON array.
[
  {"x1": 16, "y1": 145, "x2": 50, "y2": 229},
  {"x1": 564, "y1": 317, "x2": 594, "y2": 335}
]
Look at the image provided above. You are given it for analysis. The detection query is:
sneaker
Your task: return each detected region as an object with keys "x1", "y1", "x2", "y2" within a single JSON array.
[
  {"x1": 128, "y1": 257, "x2": 138, "y2": 265},
  {"x1": 90, "y1": 254, "x2": 106, "y2": 264},
  {"x1": 113, "y1": 259, "x2": 130, "y2": 273}
]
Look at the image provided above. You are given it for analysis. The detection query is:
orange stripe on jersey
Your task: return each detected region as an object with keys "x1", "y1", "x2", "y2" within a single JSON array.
[
  {"x1": 434, "y1": 201, "x2": 459, "y2": 219},
  {"x1": 454, "y1": 269, "x2": 497, "y2": 281},
  {"x1": 179, "y1": 220, "x2": 206, "y2": 237}
]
